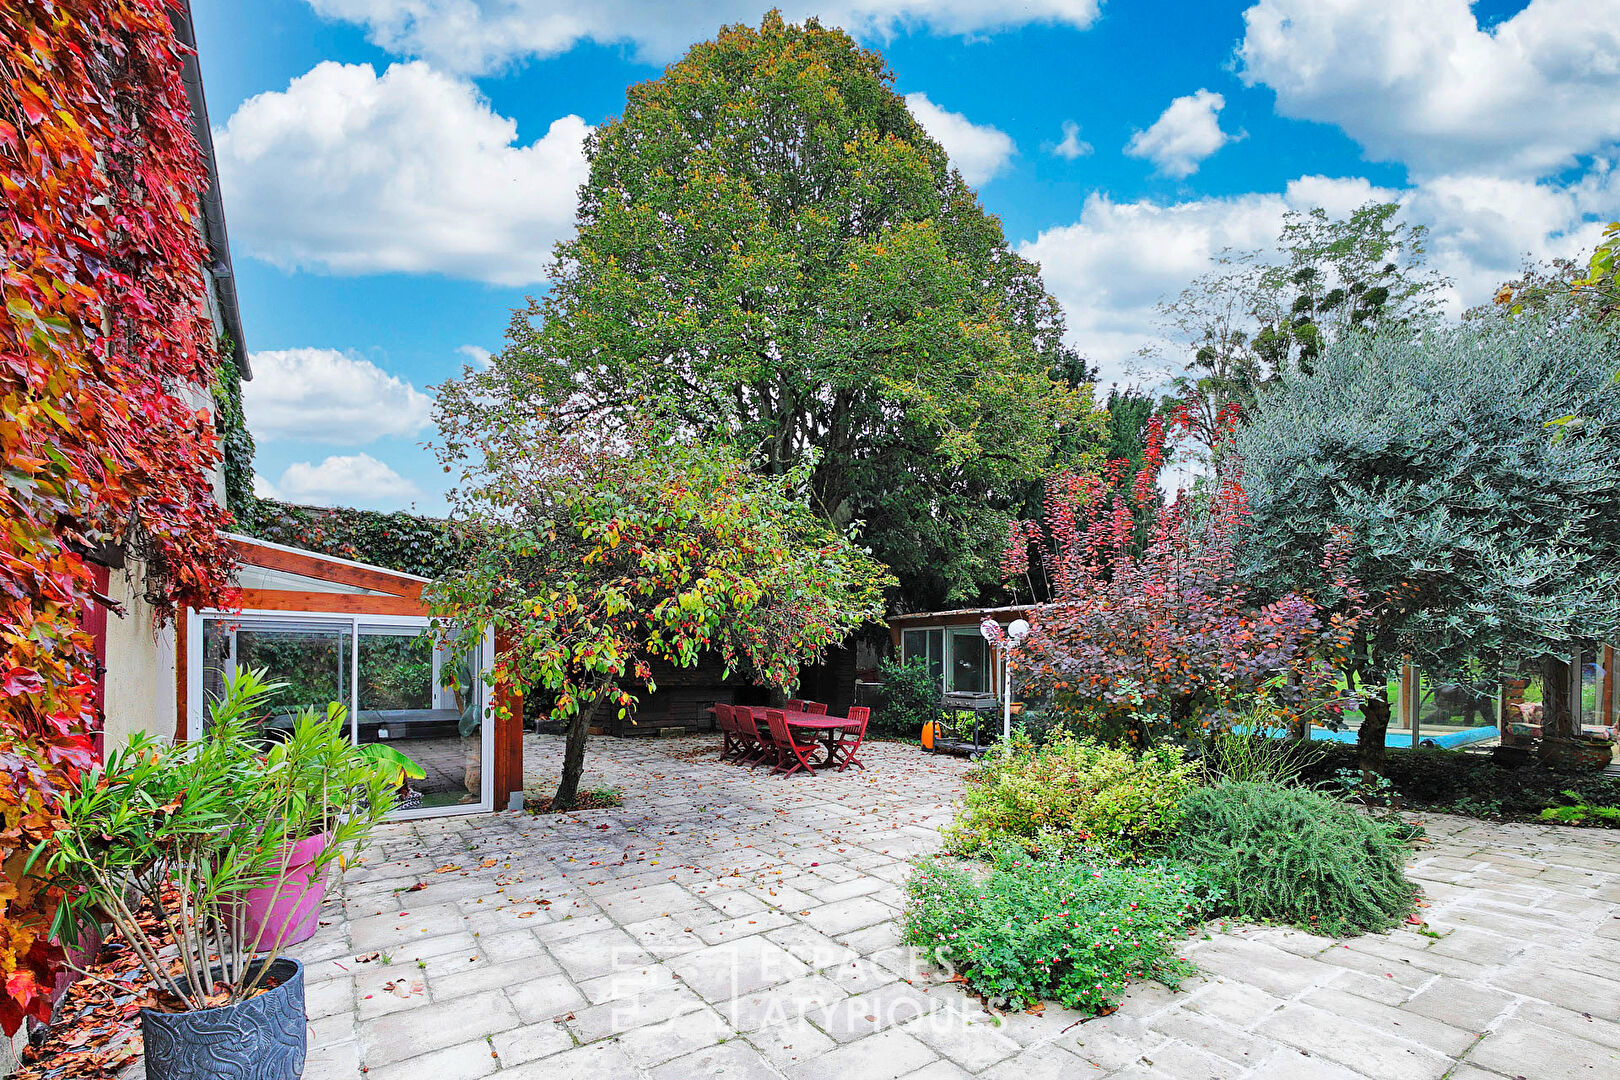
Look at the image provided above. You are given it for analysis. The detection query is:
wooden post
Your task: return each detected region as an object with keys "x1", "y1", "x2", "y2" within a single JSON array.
[
  {"x1": 174, "y1": 611, "x2": 189, "y2": 741},
  {"x1": 1601, "y1": 645, "x2": 1616, "y2": 729},
  {"x1": 491, "y1": 633, "x2": 524, "y2": 811}
]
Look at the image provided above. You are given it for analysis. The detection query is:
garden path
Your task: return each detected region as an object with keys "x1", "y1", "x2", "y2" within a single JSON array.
[{"x1": 289, "y1": 734, "x2": 1620, "y2": 1080}]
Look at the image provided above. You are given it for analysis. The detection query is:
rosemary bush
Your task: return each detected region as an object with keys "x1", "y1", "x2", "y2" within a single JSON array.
[
  {"x1": 36, "y1": 669, "x2": 395, "y2": 1010},
  {"x1": 1170, "y1": 780, "x2": 1417, "y2": 936}
]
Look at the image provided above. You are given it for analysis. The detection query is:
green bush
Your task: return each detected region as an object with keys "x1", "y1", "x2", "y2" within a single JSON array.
[
  {"x1": 873, "y1": 657, "x2": 943, "y2": 737},
  {"x1": 1204, "y1": 704, "x2": 1316, "y2": 786},
  {"x1": 904, "y1": 847, "x2": 1216, "y2": 1013},
  {"x1": 1291, "y1": 741, "x2": 1620, "y2": 818},
  {"x1": 946, "y1": 731, "x2": 1198, "y2": 859},
  {"x1": 1170, "y1": 780, "x2": 1417, "y2": 936}
]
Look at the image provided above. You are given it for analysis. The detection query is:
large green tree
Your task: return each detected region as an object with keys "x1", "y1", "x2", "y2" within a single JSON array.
[
  {"x1": 1235, "y1": 318, "x2": 1620, "y2": 770},
  {"x1": 483, "y1": 13, "x2": 1100, "y2": 612}
]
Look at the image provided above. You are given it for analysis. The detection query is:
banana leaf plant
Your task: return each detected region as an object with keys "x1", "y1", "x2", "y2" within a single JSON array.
[
  {"x1": 357, "y1": 743, "x2": 427, "y2": 788},
  {"x1": 31, "y1": 668, "x2": 397, "y2": 1010}
]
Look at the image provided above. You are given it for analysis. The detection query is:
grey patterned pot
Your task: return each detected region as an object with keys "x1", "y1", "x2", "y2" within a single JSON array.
[{"x1": 140, "y1": 958, "x2": 306, "y2": 1080}]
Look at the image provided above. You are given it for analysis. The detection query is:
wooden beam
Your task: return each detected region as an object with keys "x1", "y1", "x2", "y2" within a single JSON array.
[
  {"x1": 235, "y1": 590, "x2": 428, "y2": 617},
  {"x1": 230, "y1": 538, "x2": 425, "y2": 599},
  {"x1": 1601, "y1": 644, "x2": 1615, "y2": 728}
]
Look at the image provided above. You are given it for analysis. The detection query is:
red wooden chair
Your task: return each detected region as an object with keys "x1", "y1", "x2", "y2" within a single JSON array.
[
  {"x1": 765, "y1": 708, "x2": 821, "y2": 778},
  {"x1": 784, "y1": 698, "x2": 807, "y2": 714},
  {"x1": 804, "y1": 701, "x2": 828, "y2": 715},
  {"x1": 715, "y1": 703, "x2": 743, "y2": 762},
  {"x1": 828, "y1": 706, "x2": 870, "y2": 771},
  {"x1": 734, "y1": 706, "x2": 771, "y2": 766}
]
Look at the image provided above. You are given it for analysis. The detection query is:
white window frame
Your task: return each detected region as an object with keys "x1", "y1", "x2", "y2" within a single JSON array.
[
  {"x1": 186, "y1": 608, "x2": 496, "y2": 819},
  {"x1": 903, "y1": 623, "x2": 1006, "y2": 699}
]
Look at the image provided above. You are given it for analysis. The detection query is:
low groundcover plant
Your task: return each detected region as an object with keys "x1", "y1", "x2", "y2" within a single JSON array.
[{"x1": 904, "y1": 846, "x2": 1218, "y2": 1014}]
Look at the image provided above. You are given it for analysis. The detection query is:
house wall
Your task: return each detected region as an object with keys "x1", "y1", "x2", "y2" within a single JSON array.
[
  {"x1": 96, "y1": 379, "x2": 221, "y2": 752},
  {"x1": 100, "y1": 562, "x2": 179, "y2": 751}
]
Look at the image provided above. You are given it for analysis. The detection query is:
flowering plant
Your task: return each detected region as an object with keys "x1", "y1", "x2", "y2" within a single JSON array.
[
  {"x1": 1004, "y1": 411, "x2": 1358, "y2": 742},
  {"x1": 904, "y1": 846, "x2": 1217, "y2": 1013}
]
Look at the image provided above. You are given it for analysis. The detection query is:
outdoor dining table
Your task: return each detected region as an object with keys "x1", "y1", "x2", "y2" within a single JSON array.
[{"x1": 773, "y1": 710, "x2": 852, "y2": 766}]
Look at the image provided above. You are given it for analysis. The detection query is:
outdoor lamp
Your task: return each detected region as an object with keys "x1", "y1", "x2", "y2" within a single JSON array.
[{"x1": 988, "y1": 618, "x2": 1032, "y2": 740}]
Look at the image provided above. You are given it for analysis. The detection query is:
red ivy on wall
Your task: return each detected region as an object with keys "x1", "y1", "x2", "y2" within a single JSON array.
[{"x1": 1, "y1": 0, "x2": 237, "y2": 1032}]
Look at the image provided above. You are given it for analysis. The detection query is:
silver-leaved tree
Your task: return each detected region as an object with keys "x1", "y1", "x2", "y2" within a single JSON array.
[{"x1": 1236, "y1": 316, "x2": 1620, "y2": 770}]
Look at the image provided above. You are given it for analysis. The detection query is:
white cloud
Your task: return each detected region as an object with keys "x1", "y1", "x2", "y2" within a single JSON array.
[
  {"x1": 243, "y1": 348, "x2": 432, "y2": 444},
  {"x1": 1404, "y1": 168, "x2": 1617, "y2": 305},
  {"x1": 1124, "y1": 89, "x2": 1238, "y2": 179},
  {"x1": 215, "y1": 61, "x2": 589, "y2": 285},
  {"x1": 1237, "y1": 0, "x2": 1620, "y2": 178},
  {"x1": 252, "y1": 473, "x2": 280, "y2": 499},
  {"x1": 456, "y1": 344, "x2": 492, "y2": 369},
  {"x1": 308, "y1": 0, "x2": 1103, "y2": 75},
  {"x1": 274, "y1": 453, "x2": 421, "y2": 507},
  {"x1": 1020, "y1": 185, "x2": 1303, "y2": 383},
  {"x1": 1017, "y1": 171, "x2": 1612, "y2": 385},
  {"x1": 1049, "y1": 120, "x2": 1093, "y2": 160},
  {"x1": 903, "y1": 93, "x2": 1016, "y2": 186}
]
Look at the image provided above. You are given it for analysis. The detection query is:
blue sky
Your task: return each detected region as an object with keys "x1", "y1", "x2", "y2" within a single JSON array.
[{"x1": 191, "y1": 0, "x2": 1620, "y2": 514}]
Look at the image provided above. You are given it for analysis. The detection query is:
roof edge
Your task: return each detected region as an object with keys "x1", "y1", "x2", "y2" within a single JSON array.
[
  {"x1": 170, "y1": 1, "x2": 250, "y2": 379},
  {"x1": 225, "y1": 532, "x2": 435, "y2": 584}
]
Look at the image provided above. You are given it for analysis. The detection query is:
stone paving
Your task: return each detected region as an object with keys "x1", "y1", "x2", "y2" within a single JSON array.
[{"x1": 289, "y1": 734, "x2": 1620, "y2": 1080}]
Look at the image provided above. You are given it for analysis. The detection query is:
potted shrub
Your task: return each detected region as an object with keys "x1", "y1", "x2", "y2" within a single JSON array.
[
  {"x1": 231, "y1": 681, "x2": 407, "y2": 950},
  {"x1": 1540, "y1": 733, "x2": 1614, "y2": 772},
  {"x1": 34, "y1": 669, "x2": 396, "y2": 1080}
]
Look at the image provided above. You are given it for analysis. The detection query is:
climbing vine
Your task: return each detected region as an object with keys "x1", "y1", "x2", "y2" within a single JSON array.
[
  {"x1": 211, "y1": 342, "x2": 257, "y2": 514},
  {"x1": 1, "y1": 0, "x2": 238, "y2": 1031},
  {"x1": 238, "y1": 500, "x2": 473, "y2": 580}
]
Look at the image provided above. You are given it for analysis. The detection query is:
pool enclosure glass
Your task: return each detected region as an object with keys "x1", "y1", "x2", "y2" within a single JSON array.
[{"x1": 192, "y1": 612, "x2": 492, "y2": 817}]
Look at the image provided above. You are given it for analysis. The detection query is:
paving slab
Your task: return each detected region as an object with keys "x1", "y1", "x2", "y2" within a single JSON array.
[
  {"x1": 1465, "y1": 1016, "x2": 1620, "y2": 1076},
  {"x1": 273, "y1": 734, "x2": 1620, "y2": 1079}
]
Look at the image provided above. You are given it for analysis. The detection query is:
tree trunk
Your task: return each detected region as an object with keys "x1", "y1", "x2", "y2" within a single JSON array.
[
  {"x1": 554, "y1": 688, "x2": 612, "y2": 809},
  {"x1": 1357, "y1": 686, "x2": 1390, "y2": 778},
  {"x1": 1540, "y1": 655, "x2": 1578, "y2": 739}
]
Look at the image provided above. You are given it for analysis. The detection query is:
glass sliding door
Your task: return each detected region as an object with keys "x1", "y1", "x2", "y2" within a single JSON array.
[
  {"x1": 947, "y1": 629, "x2": 990, "y2": 694},
  {"x1": 193, "y1": 613, "x2": 491, "y2": 816},
  {"x1": 902, "y1": 629, "x2": 945, "y2": 690},
  {"x1": 200, "y1": 617, "x2": 352, "y2": 738},
  {"x1": 357, "y1": 624, "x2": 485, "y2": 810}
]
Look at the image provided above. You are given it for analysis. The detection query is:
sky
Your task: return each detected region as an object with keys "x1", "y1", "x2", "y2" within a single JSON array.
[{"x1": 191, "y1": 0, "x2": 1620, "y2": 515}]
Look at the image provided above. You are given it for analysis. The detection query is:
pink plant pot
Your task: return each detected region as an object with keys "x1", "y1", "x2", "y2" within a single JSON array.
[{"x1": 233, "y1": 831, "x2": 330, "y2": 952}]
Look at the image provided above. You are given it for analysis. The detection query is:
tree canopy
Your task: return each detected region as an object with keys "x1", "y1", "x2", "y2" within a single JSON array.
[
  {"x1": 427, "y1": 425, "x2": 892, "y2": 806},
  {"x1": 478, "y1": 12, "x2": 1101, "y2": 613},
  {"x1": 1234, "y1": 317, "x2": 1620, "y2": 761},
  {"x1": 1158, "y1": 202, "x2": 1447, "y2": 460}
]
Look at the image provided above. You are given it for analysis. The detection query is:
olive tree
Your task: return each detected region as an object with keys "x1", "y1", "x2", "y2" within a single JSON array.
[{"x1": 1235, "y1": 317, "x2": 1620, "y2": 770}]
